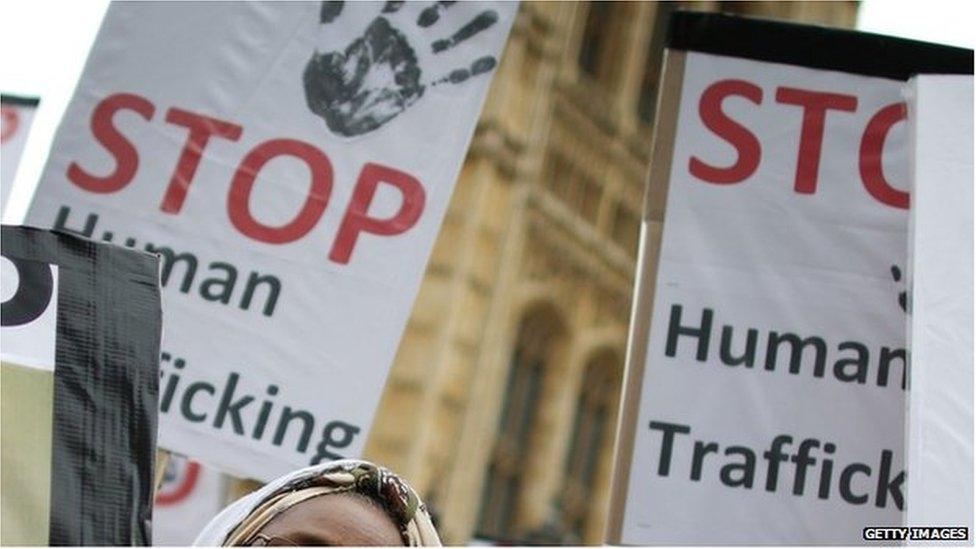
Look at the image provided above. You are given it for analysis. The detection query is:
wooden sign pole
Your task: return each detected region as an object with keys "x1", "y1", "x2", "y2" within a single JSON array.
[{"x1": 605, "y1": 49, "x2": 686, "y2": 545}]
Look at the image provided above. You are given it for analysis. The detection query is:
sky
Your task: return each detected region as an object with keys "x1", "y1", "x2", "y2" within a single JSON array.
[{"x1": 1, "y1": 0, "x2": 973, "y2": 222}]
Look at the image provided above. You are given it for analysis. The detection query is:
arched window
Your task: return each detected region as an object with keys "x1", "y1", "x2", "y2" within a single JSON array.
[
  {"x1": 561, "y1": 351, "x2": 621, "y2": 542},
  {"x1": 576, "y1": 2, "x2": 628, "y2": 89},
  {"x1": 577, "y1": 2, "x2": 613, "y2": 78},
  {"x1": 476, "y1": 308, "x2": 564, "y2": 541},
  {"x1": 636, "y1": 1, "x2": 678, "y2": 125}
]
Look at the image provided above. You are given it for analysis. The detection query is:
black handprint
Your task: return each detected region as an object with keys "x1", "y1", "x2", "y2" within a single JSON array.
[
  {"x1": 303, "y1": 1, "x2": 500, "y2": 137},
  {"x1": 890, "y1": 264, "x2": 908, "y2": 313}
]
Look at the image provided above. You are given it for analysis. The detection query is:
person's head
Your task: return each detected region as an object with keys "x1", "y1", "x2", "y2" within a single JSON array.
[
  {"x1": 193, "y1": 460, "x2": 441, "y2": 546},
  {"x1": 239, "y1": 491, "x2": 403, "y2": 546}
]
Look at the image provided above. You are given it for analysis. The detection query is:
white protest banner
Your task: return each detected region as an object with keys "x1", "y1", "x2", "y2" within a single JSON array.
[
  {"x1": 1, "y1": 238, "x2": 59, "y2": 546},
  {"x1": 0, "y1": 252, "x2": 58, "y2": 372},
  {"x1": 25, "y1": 1, "x2": 516, "y2": 481},
  {"x1": 607, "y1": 13, "x2": 973, "y2": 544},
  {"x1": 1, "y1": 94, "x2": 40, "y2": 212},
  {"x1": 153, "y1": 456, "x2": 226, "y2": 546},
  {"x1": 904, "y1": 75, "x2": 973, "y2": 537}
]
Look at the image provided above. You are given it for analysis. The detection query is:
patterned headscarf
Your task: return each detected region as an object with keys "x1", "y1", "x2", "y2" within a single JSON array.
[{"x1": 193, "y1": 459, "x2": 441, "y2": 546}]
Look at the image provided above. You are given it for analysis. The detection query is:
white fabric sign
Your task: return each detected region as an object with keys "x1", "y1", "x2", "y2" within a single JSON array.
[
  {"x1": 1, "y1": 256, "x2": 58, "y2": 371},
  {"x1": 1, "y1": 97, "x2": 40, "y2": 212},
  {"x1": 621, "y1": 51, "x2": 912, "y2": 544},
  {"x1": 904, "y1": 75, "x2": 973, "y2": 536},
  {"x1": 152, "y1": 456, "x2": 225, "y2": 546},
  {"x1": 25, "y1": 1, "x2": 516, "y2": 480}
]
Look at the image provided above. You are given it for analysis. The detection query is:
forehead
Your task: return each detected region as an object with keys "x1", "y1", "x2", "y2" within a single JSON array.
[{"x1": 254, "y1": 492, "x2": 404, "y2": 546}]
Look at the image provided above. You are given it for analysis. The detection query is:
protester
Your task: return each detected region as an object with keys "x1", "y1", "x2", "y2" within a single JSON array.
[{"x1": 193, "y1": 460, "x2": 441, "y2": 546}]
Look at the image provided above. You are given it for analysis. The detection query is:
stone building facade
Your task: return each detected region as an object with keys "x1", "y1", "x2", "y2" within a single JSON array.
[
  {"x1": 360, "y1": 2, "x2": 859, "y2": 545},
  {"x1": 229, "y1": 1, "x2": 858, "y2": 545},
  {"x1": 360, "y1": 1, "x2": 859, "y2": 544}
]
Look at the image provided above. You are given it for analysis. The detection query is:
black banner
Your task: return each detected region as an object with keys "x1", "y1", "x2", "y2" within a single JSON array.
[
  {"x1": 1, "y1": 225, "x2": 161, "y2": 545},
  {"x1": 667, "y1": 11, "x2": 973, "y2": 80}
]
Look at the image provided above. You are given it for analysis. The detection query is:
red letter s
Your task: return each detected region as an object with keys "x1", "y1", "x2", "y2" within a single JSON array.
[
  {"x1": 67, "y1": 93, "x2": 155, "y2": 193},
  {"x1": 689, "y1": 80, "x2": 763, "y2": 185}
]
